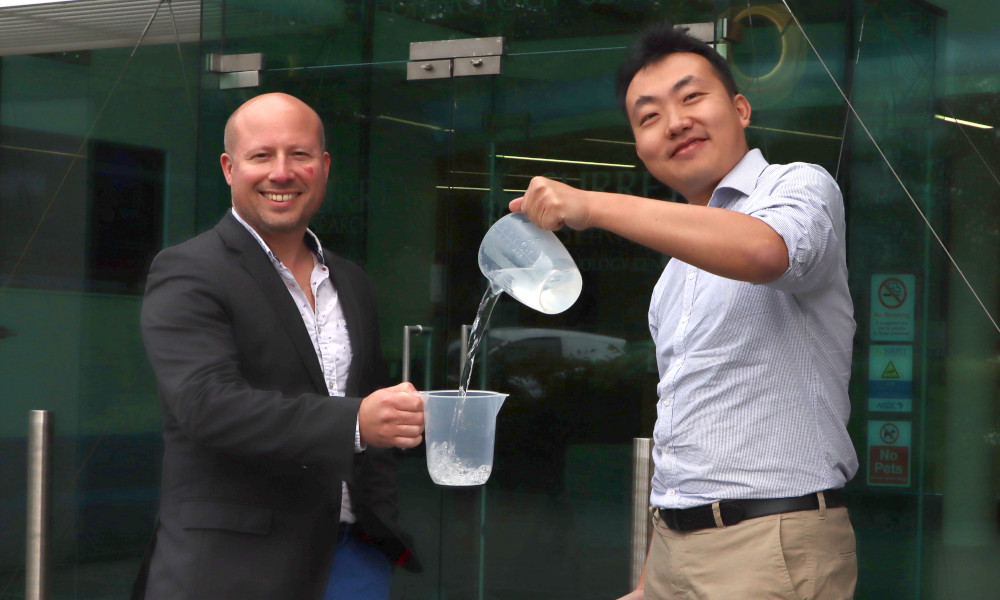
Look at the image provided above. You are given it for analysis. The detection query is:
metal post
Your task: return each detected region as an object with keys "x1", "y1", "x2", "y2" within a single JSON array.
[
  {"x1": 629, "y1": 437, "x2": 653, "y2": 589},
  {"x1": 27, "y1": 410, "x2": 52, "y2": 600}
]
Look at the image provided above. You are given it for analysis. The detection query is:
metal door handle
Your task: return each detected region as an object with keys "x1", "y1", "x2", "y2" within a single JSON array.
[{"x1": 402, "y1": 325, "x2": 433, "y2": 383}]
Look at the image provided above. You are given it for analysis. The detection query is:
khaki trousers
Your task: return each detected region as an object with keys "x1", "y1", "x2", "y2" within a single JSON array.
[{"x1": 645, "y1": 503, "x2": 857, "y2": 600}]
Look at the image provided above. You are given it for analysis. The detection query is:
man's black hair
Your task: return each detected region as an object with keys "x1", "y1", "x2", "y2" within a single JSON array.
[{"x1": 615, "y1": 21, "x2": 739, "y2": 114}]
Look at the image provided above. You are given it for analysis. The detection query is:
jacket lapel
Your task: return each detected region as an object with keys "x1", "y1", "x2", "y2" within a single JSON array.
[{"x1": 215, "y1": 212, "x2": 328, "y2": 394}]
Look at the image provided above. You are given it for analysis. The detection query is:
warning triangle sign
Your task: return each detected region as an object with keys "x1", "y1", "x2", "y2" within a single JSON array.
[{"x1": 882, "y1": 361, "x2": 900, "y2": 379}]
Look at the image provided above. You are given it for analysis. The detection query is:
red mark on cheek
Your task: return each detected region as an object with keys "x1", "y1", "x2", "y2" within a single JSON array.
[{"x1": 303, "y1": 166, "x2": 314, "y2": 176}]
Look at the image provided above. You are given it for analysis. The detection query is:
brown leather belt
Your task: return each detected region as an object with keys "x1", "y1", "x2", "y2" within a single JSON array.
[{"x1": 658, "y1": 489, "x2": 845, "y2": 532}]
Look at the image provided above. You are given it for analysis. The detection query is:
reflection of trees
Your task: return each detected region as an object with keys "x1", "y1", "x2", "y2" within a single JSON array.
[
  {"x1": 379, "y1": 0, "x2": 714, "y2": 38},
  {"x1": 486, "y1": 347, "x2": 649, "y2": 494}
]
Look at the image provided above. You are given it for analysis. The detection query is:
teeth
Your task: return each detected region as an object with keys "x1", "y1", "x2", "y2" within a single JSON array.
[{"x1": 264, "y1": 193, "x2": 296, "y2": 202}]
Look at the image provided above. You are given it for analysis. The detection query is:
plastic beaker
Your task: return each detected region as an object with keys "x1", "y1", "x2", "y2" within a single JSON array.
[
  {"x1": 420, "y1": 390, "x2": 508, "y2": 486},
  {"x1": 478, "y1": 213, "x2": 582, "y2": 314}
]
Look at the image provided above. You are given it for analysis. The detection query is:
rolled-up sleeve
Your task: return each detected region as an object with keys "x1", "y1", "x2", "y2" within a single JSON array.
[{"x1": 748, "y1": 164, "x2": 845, "y2": 293}]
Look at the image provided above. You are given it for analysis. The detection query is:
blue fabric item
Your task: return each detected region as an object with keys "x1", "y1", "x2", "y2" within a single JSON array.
[{"x1": 323, "y1": 524, "x2": 392, "y2": 600}]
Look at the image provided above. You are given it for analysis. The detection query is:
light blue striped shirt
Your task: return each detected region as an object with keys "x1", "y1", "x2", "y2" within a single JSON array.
[{"x1": 648, "y1": 149, "x2": 858, "y2": 509}]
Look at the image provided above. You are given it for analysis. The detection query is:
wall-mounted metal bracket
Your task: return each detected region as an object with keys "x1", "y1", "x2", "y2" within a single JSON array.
[
  {"x1": 206, "y1": 52, "x2": 262, "y2": 89},
  {"x1": 407, "y1": 37, "x2": 504, "y2": 81},
  {"x1": 680, "y1": 22, "x2": 716, "y2": 45},
  {"x1": 678, "y1": 21, "x2": 723, "y2": 56}
]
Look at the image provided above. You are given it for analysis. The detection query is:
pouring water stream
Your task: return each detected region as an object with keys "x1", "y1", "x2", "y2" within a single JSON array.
[
  {"x1": 425, "y1": 213, "x2": 581, "y2": 486},
  {"x1": 459, "y1": 284, "x2": 503, "y2": 396}
]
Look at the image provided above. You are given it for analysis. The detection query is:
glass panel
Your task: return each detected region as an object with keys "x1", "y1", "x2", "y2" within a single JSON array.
[
  {"x1": 845, "y1": 1, "x2": 1000, "y2": 598},
  {"x1": 443, "y1": 48, "x2": 671, "y2": 600},
  {"x1": 374, "y1": 0, "x2": 714, "y2": 54},
  {"x1": 840, "y1": 5, "x2": 944, "y2": 598},
  {"x1": 365, "y1": 5, "x2": 717, "y2": 596},
  {"x1": 0, "y1": 24, "x2": 200, "y2": 600},
  {"x1": 719, "y1": 2, "x2": 1000, "y2": 599}
]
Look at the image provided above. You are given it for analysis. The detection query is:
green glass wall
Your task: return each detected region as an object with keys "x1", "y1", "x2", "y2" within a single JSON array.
[
  {"x1": 0, "y1": 27, "x2": 199, "y2": 598},
  {"x1": 1, "y1": 1, "x2": 998, "y2": 599}
]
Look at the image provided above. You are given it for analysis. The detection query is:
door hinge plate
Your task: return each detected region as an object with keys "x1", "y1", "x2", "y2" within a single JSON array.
[{"x1": 407, "y1": 37, "x2": 504, "y2": 80}]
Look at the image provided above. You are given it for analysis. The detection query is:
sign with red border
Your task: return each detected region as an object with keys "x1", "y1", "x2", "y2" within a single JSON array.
[{"x1": 867, "y1": 420, "x2": 911, "y2": 487}]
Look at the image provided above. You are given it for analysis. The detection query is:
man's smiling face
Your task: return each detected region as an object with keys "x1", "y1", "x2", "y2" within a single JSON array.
[
  {"x1": 626, "y1": 52, "x2": 751, "y2": 205},
  {"x1": 221, "y1": 93, "x2": 330, "y2": 242}
]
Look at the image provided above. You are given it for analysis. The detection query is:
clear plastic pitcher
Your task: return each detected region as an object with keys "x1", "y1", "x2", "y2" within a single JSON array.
[
  {"x1": 478, "y1": 213, "x2": 582, "y2": 314},
  {"x1": 420, "y1": 390, "x2": 508, "y2": 486}
]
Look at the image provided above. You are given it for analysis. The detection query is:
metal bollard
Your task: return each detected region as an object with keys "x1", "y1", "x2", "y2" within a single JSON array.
[
  {"x1": 27, "y1": 410, "x2": 52, "y2": 600},
  {"x1": 630, "y1": 437, "x2": 653, "y2": 589}
]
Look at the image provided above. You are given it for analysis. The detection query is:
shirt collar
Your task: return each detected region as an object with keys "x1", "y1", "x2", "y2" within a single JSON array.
[
  {"x1": 230, "y1": 207, "x2": 325, "y2": 266},
  {"x1": 709, "y1": 148, "x2": 768, "y2": 208}
]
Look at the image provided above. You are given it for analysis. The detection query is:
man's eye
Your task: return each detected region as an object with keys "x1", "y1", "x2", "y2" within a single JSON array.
[
  {"x1": 684, "y1": 92, "x2": 702, "y2": 101},
  {"x1": 639, "y1": 113, "x2": 658, "y2": 125}
]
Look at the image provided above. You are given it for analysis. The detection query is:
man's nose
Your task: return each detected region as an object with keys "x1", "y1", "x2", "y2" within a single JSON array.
[
  {"x1": 269, "y1": 155, "x2": 294, "y2": 182},
  {"x1": 666, "y1": 111, "x2": 692, "y2": 138}
]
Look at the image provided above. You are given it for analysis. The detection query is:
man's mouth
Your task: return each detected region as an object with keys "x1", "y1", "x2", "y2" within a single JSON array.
[
  {"x1": 671, "y1": 138, "x2": 705, "y2": 158},
  {"x1": 262, "y1": 192, "x2": 298, "y2": 203}
]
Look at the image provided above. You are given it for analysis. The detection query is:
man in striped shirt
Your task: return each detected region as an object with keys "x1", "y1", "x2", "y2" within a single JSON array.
[{"x1": 511, "y1": 21, "x2": 857, "y2": 600}]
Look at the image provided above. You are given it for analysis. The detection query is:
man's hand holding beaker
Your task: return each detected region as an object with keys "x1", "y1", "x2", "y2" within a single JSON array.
[{"x1": 359, "y1": 382, "x2": 425, "y2": 449}]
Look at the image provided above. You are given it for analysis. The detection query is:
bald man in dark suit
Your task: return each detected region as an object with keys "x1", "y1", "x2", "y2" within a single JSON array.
[{"x1": 135, "y1": 93, "x2": 423, "y2": 600}]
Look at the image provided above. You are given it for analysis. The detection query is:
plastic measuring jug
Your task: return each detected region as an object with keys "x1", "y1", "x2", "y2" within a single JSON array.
[
  {"x1": 420, "y1": 390, "x2": 508, "y2": 486},
  {"x1": 478, "y1": 213, "x2": 582, "y2": 314}
]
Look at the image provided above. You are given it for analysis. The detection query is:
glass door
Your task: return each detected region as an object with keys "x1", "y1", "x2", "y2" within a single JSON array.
[
  {"x1": 364, "y1": 36, "x2": 679, "y2": 600},
  {"x1": 200, "y1": 2, "x2": 712, "y2": 598},
  {"x1": 443, "y1": 50, "x2": 666, "y2": 600}
]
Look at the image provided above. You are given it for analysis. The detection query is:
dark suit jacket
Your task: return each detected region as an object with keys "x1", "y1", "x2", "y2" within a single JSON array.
[{"x1": 136, "y1": 212, "x2": 418, "y2": 600}]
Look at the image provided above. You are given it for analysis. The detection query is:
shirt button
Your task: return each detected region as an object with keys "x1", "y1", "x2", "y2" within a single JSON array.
[
  {"x1": 668, "y1": 489, "x2": 676, "y2": 496},
  {"x1": 687, "y1": 272, "x2": 694, "y2": 280}
]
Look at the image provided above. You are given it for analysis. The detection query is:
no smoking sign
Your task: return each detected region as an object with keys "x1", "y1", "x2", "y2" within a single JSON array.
[
  {"x1": 878, "y1": 278, "x2": 907, "y2": 309},
  {"x1": 870, "y1": 274, "x2": 915, "y2": 341}
]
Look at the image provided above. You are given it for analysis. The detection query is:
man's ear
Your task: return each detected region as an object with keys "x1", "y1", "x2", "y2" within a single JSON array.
[
  {"x1": 220, "y1": 153, "x2": 234, "y2": 185},
  {"x1": 734, "y1": 93, "x2": 752, "y2": 128}
]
